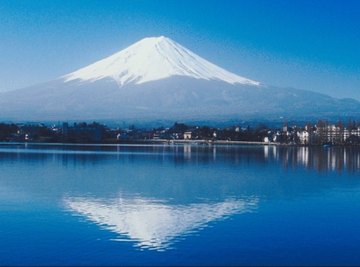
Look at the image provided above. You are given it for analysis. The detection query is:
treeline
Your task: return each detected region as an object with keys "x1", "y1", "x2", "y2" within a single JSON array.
[
  {"x1": 0, "y1": 121, "x2": 272, "y2": 143},
  {"x1": 0, "y1": 120, "x2": 360, "y2": 145}
]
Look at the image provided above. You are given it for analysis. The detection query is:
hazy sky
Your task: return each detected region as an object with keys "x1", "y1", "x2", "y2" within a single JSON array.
[{"x1": 0, "y1": 0, "x2": 359, "y2": 99}]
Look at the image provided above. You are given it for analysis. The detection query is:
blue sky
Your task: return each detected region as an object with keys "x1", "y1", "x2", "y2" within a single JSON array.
[{"x1": 0, "y1": 0, "x2": 359, "y2": 99}]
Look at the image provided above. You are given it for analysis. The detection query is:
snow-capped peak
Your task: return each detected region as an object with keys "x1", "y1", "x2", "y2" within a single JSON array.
[{"x1": 63, "y1": 36, "x2": 260, "y2": 87}]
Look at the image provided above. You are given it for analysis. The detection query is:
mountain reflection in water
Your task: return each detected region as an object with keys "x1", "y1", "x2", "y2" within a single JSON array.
[{"x1": 64, "y1": 196, "x2": 258, "y2": 251}]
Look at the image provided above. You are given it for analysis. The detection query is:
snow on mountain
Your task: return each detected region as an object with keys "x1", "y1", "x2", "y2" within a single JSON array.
[
  {"x1": 1, "y1": 36, "x2": 359, "y2": 122},
  {"x1": 62, "y1": 36, "x2": 260, "y2": 87}
]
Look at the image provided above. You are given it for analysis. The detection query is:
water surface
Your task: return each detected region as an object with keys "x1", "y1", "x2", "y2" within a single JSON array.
[{"x1": 0, "y1": 143, "x2": 360, "y2": 265}]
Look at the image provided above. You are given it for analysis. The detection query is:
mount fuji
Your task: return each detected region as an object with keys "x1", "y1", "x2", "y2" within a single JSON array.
[
  {"x1": 1, "y1": 36, "x2": 359, "y2": 122},
  {"x1": 63, "y1": 36, "x2": 259, "y2": 87}
]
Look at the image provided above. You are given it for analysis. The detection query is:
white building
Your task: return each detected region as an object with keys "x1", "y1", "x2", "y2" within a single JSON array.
[
  {"x1": 183, "y1": 132, "x2": 192, "y2": 140},
  {"x1": 344, "y1": 127, "x2": 360, "y2": 141},
  {"x1": 297, "y1": 131, "x2": 309, "y2": 145}
]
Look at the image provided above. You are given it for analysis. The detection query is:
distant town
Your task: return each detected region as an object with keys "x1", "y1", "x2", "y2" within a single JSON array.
[{"x1": 0, "y1": 120, "x2": 360, "y2": 145}]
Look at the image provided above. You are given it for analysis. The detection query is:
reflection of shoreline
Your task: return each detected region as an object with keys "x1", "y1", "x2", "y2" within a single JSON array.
[
  {"x1": 1, "y1": 143, "x2": 359, "y2": 173},
  {"x1": 64, "y1": 196, "x2": 258, "y2": 251},
  {"x1": 263, "y1": 146, "x2": 360, "y2": 173},
  {"x1": 2, "y1": 140, "x2": 360, "y2": 146}
]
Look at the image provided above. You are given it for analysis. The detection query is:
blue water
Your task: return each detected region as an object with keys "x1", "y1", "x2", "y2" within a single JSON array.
[{"x1": 0, "y1": 143, "x2": 360, "y2": 265}]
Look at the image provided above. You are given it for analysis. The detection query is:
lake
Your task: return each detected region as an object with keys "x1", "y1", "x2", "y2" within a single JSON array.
[{"x1": 0, "y1": 143, "x2": 360, "y2": 265}]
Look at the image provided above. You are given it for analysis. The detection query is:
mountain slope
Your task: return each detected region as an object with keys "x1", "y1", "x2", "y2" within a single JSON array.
[
  {"x1": 0, "y1": 36, "x2": 359, "y2": 122},
  {"x1": 62, "y1": 36, "x2": 259, "y2": 87}
]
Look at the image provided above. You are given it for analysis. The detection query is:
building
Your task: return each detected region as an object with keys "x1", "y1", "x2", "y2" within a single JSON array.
[
  {"x1": 297, "y1": 130, "x2": 309, "y2": 145},
  {"x1": 183, "y1": 132, "x2": 192, "y2": 140},
  {"x1": 326, "y1": 124, "x2": 343, "y2": 144},
  {"x1": 344, "y1": 127, "x2": 360, "y2": 142}
]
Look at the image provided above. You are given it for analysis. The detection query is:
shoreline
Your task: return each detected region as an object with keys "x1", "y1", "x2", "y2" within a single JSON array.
[
  {"x1": 0, "y1": 139, "x2": 359, "y2": 147},
  {"x1": 0, "y1": 139, "x2": 277, "y2": 146}
]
